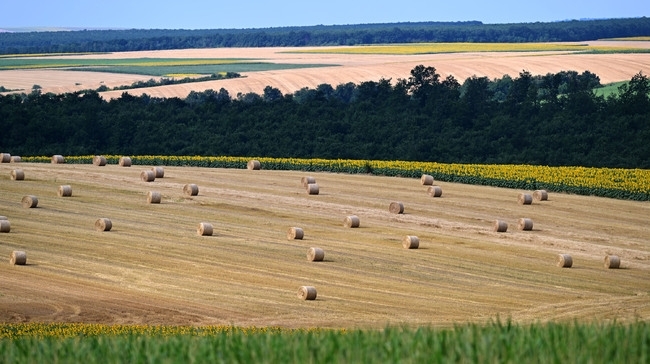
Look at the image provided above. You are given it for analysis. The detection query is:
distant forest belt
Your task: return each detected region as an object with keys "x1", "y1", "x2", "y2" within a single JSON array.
[{"x1": 291, "y1": 42, "x2": 649, "y2": 54}]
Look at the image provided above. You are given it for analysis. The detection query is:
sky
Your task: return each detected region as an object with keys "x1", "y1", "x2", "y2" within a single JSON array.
[{"x1": 0, "y1": 0, "x2": 648, "y2": 30}]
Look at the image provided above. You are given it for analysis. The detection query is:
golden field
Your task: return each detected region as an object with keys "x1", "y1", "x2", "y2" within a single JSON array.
[
  {"x1": 0, "y1": 162, "x2": 648, "y2": 328},
  {"x1": 0, "y1": 40, "x2": 648, "y2": 99}
]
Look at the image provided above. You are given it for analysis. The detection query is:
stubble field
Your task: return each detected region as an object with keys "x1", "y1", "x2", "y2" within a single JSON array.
[{"x1": 0, "y1": 162, "x2": 648, "y2": 328}]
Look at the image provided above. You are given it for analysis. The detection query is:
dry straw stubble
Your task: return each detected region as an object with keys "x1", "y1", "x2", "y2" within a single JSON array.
[
  {"x1": 10, "y1": 169, "x2": 24, "y2": 181},
  {"x1": 427, "y1": 186, "x2": 443, "y2": 197},
  {"x1": 297, "y1": 286, "x2": 317, "y2": 300},
  {"x1": 307, "y1": 247, "x2": 325, "y2": 261},
  {"x1": 287, "y1": 227, "x2": 304, "y2": 240},
  {"x1": 604, "y1": 255, "x2": 621, "y2": 269},
  {"x1": 147, "y1": 191, "x2": 162, "y2": 204},
  {"x1": 389, "y1": 201, "x2": 404, "y2": 214},
  {"x1": 403, "y1": 235, "x2": 420, "y2": 249},
  {"x1": 197, "y1": 222, "x2": 213, "y2": 236},
  {"x1": 344, "y1": 215, "x2": 360, "y2": 228},
  {"x1": 95, "y1": 218, "x2": 112, "y2": 231},
  {"x1": 184, "y1": 184, "x2": 199, "y2": 196},
  {"x1": 58, "y1": 185, "x2": 72, "y2": 197},
  {"x1": 141, "y1": 170, "x2": 155, "y2": 182},
  {"x1": 518, "y1": 218, "x2": 533, "y2": 231},
  {"x1": 557, "y1": 254, "x2": 573, "y2": 268},
  {"x1": 93, "y1": 155, "x2": 107, "y2": 166},
  {"x1": 493, "y1": 220, "x2": 508, "y2": 232},
  {"x1": 10, "y1": 251, "x2": 26, "y2": 265},
  {"x1": 21, "y1": 195, "x2": 38, "y2": 208}
]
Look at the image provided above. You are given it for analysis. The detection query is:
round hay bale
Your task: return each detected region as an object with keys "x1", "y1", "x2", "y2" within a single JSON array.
[
  {"x1": 95, "y1": 218, "x2": 112, "y2": 232},
  {"x1": 0, "y1": 220, "x2": 10, "y2": 233},
  {"x1": 604, "y1": 255, "x2": 621, "y2": 269},
  {"x1": 247, "y1": 159, "x2": 261, "y2": 170},
  {"x1": 92, "y1": 155, "x2": 107, "y2": 166},
  {"x1": 427, "y1": 186, "x2": 443, "y2": 197},
  {"x1": 140, "y1": 170, "x2": 155, "y2": 182},
  {"x1": 533, "y1": 189, "x2": 548, "y2": 201},
  {"x1": 10, "y1": 169, "x2": 24, "y2": 181},
  {"x1": 58, "y1": 185, "x2": 72, "y2": 197},
  {"x1": 343, "y1": 215, "x2": 360, "y2": 228},
  {"x1": 287, "y1": 227, "x2": 304, "y2": 240},
  {"x1": 421, "y1": 174, "x2": 434, "y2": 185},
  {"x1": 51, "y1": 155, "x2": 64, "y2": 164},
  {"x1": 518, "y1": 218, "x2": 533, "y2": 231},
  {"x1": 556, "y1": 254, "x2": 573, "y2": 268},
  {"x1": 183, "y1": 183, "x2": 199, "y2": 196},
  {"x1": 21, "y1": 195, "x2": 38, "y2": 208},
  {"x1": 301, "y1": 176, "x2": 316, "y2": 187},
  {"x1": 10, "y1": 251, "x2": 26, "y2": 265},
  {"x1": 152, "y1": 166, "x2": 164, "y2": 178},
  {"x1": 0, "y1": 153, "x2": 10, "y2": 163},
  {"x1": 10, "y1": 156, "x2": 21, "y2": 163},
  {"x1": 147, "y1": 191, "x2": 161, "y2": 204},
  {"x1": 307, "y1": 247, "x2": 325, "y2": 262},
  {"x1": 119, "y1": 156, "x2": 132, "y2": 167},
  {"x1": 306, "y1": 183, "x2": 319, "y2": 195},
  {"x1": 389, "y1": 201, "x2": 404, "y2": 214},
  {"x1": 493, "y1": 220, "x2": 508, "y2": 232},
  {"x1": 0, "y1": 216, "x2": 7, "y2": 220},
  {"x1": 197, "y1": 222, "x2": 213, "y2": 236},
  {"x1": 403, "y1": 235, "x2": 420, "y2": 249},
  {"x1": 297, "y1": 286, "x2": 317, "y2": 300},
  {"x1": 518, "y1": 193, "x2": 533, "y2": 205}
]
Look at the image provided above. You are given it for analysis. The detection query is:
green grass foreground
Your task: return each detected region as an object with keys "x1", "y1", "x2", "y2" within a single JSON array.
[{"x1": 0, "y1": 321, "x2": 648, "y2": 363}]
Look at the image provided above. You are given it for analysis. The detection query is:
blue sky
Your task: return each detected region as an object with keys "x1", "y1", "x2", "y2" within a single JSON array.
[{"x1": 1, "y1": 0, "x2": 648, "y2": 30}]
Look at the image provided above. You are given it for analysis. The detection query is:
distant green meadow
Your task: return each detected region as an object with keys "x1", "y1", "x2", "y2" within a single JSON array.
[{"x1": 0, "y1": 57, "x2": 337, "y2": 76}]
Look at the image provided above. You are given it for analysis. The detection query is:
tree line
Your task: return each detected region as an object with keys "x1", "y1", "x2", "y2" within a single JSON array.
[
  {"x1": 1, "y1": 17, "x2": 649, "y2": 54},
  {"x1": 0, "y1": 66, "x2": 648, "y2": 168}
]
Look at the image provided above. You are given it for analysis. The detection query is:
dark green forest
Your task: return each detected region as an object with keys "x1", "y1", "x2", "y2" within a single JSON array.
[
  {"x1": 1, "y1": 17, "x2": 649, "y2": 54},
  {"x1": 1, "y1": 66, "x2": 648, "y2": 168}
]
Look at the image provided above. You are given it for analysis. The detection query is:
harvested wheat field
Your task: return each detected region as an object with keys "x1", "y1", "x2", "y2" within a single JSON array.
[
  {"x1": 0, "y1": 163, "x2": 648, "y2": 328},
  {"x1": 1, "y1": 40, "x2": 648, "y2": 99}
]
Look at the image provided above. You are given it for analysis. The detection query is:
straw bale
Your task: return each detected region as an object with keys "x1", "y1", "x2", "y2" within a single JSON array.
[
  {"x1": 533, "y1": 190, "x2": 548, "y2": 201},
  {"x1": 421, "y1": 174, "x2": 434, "y2": 185},
  {"x1": 287, "y1": 227, "x2": 304, "y2": 240},
  {"x1": 403, "y1": 235, "x2": 420, "y2": 249},
  {"x1": 307, "y1": 247, "x2": 324, "y2": 262},
  {"x1": 389, "y1": 201, "x2": 404, "y2": 214},
  {"x1": 306, "y1": 183, "x2": 319, "y2": 195},
  {"x1": 247, "y1": 159, "x2": 261, "y2": 170},
  {"x1": 21, "y1": 195, "x2": 38, "y2": 208},
  {"x1": 58, "y1": 185, "x2": 72, "y2": 197},
  {"x1": 556, "y1": 254, "x2": 573, "y2": 268},
  {"x1": 10, "y1": 156, "x2": 21, "y2": 163},
  {"x1": 152, "y1": 166, "x2": 164, "y2": 178},
  {"x1": 184, "y1": 183, "x2": 199, "y2": 196},
  {"x1": 95, "y1": 218, "x2": 112, "y2": 231},
  {"x1": 518, "y1": 218, "x2": 533, "y2": 231},
  {"x1": 0, "y1": 216, "x2": 7, "y2": 220},
  {"x1": 0, "y1": 220, "x2": 10, "y2": 233},
  {"x1": 147, "y1": 191, "x2": 161, "y2": 204},
  {"x1": 197, "y1": 222, "x2": 213, "y2": 236},
  {"x1": 518, "y1": 193, "x2": 533, "y2": 205},
  {"x1": 493, "y1": 220, "x2": 508, "y2": 232},
  {"x1": 301, "y1": 176, "x2": 316, "y2": 187},
  {"x1": 140, "y1": 170, "x2": 155, "y2": 182},
  {"x1": 10, "y1": 251, "x2": 26, "y2": 265},
  {"x1": 119, "y1": 156, "x2": 132, "y2": 167},
  {"x1": 10, "y1": 169, "x2": 24, "y2": 180},
  {"x1": 0, "y1": 153, "x2": 10, "y2": 163},
  {"x1": 92, "y1": 155, "x2": 107, "y2": 166},
  {"x1": 427, "y1": 186, "x2": 443, "y2": 197},
  {"x1": 343, "y1": 215, "x2": 360, "y2": 228},
  {"x1": 51, "y1": 155, "x2": 64, "y2": 164},
  {"x1": 604, "y1": 255, "x2": 621, "y2": 269},
  {"x1": 297, "y1": 286, "x2": 317, "y2": 300}
]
